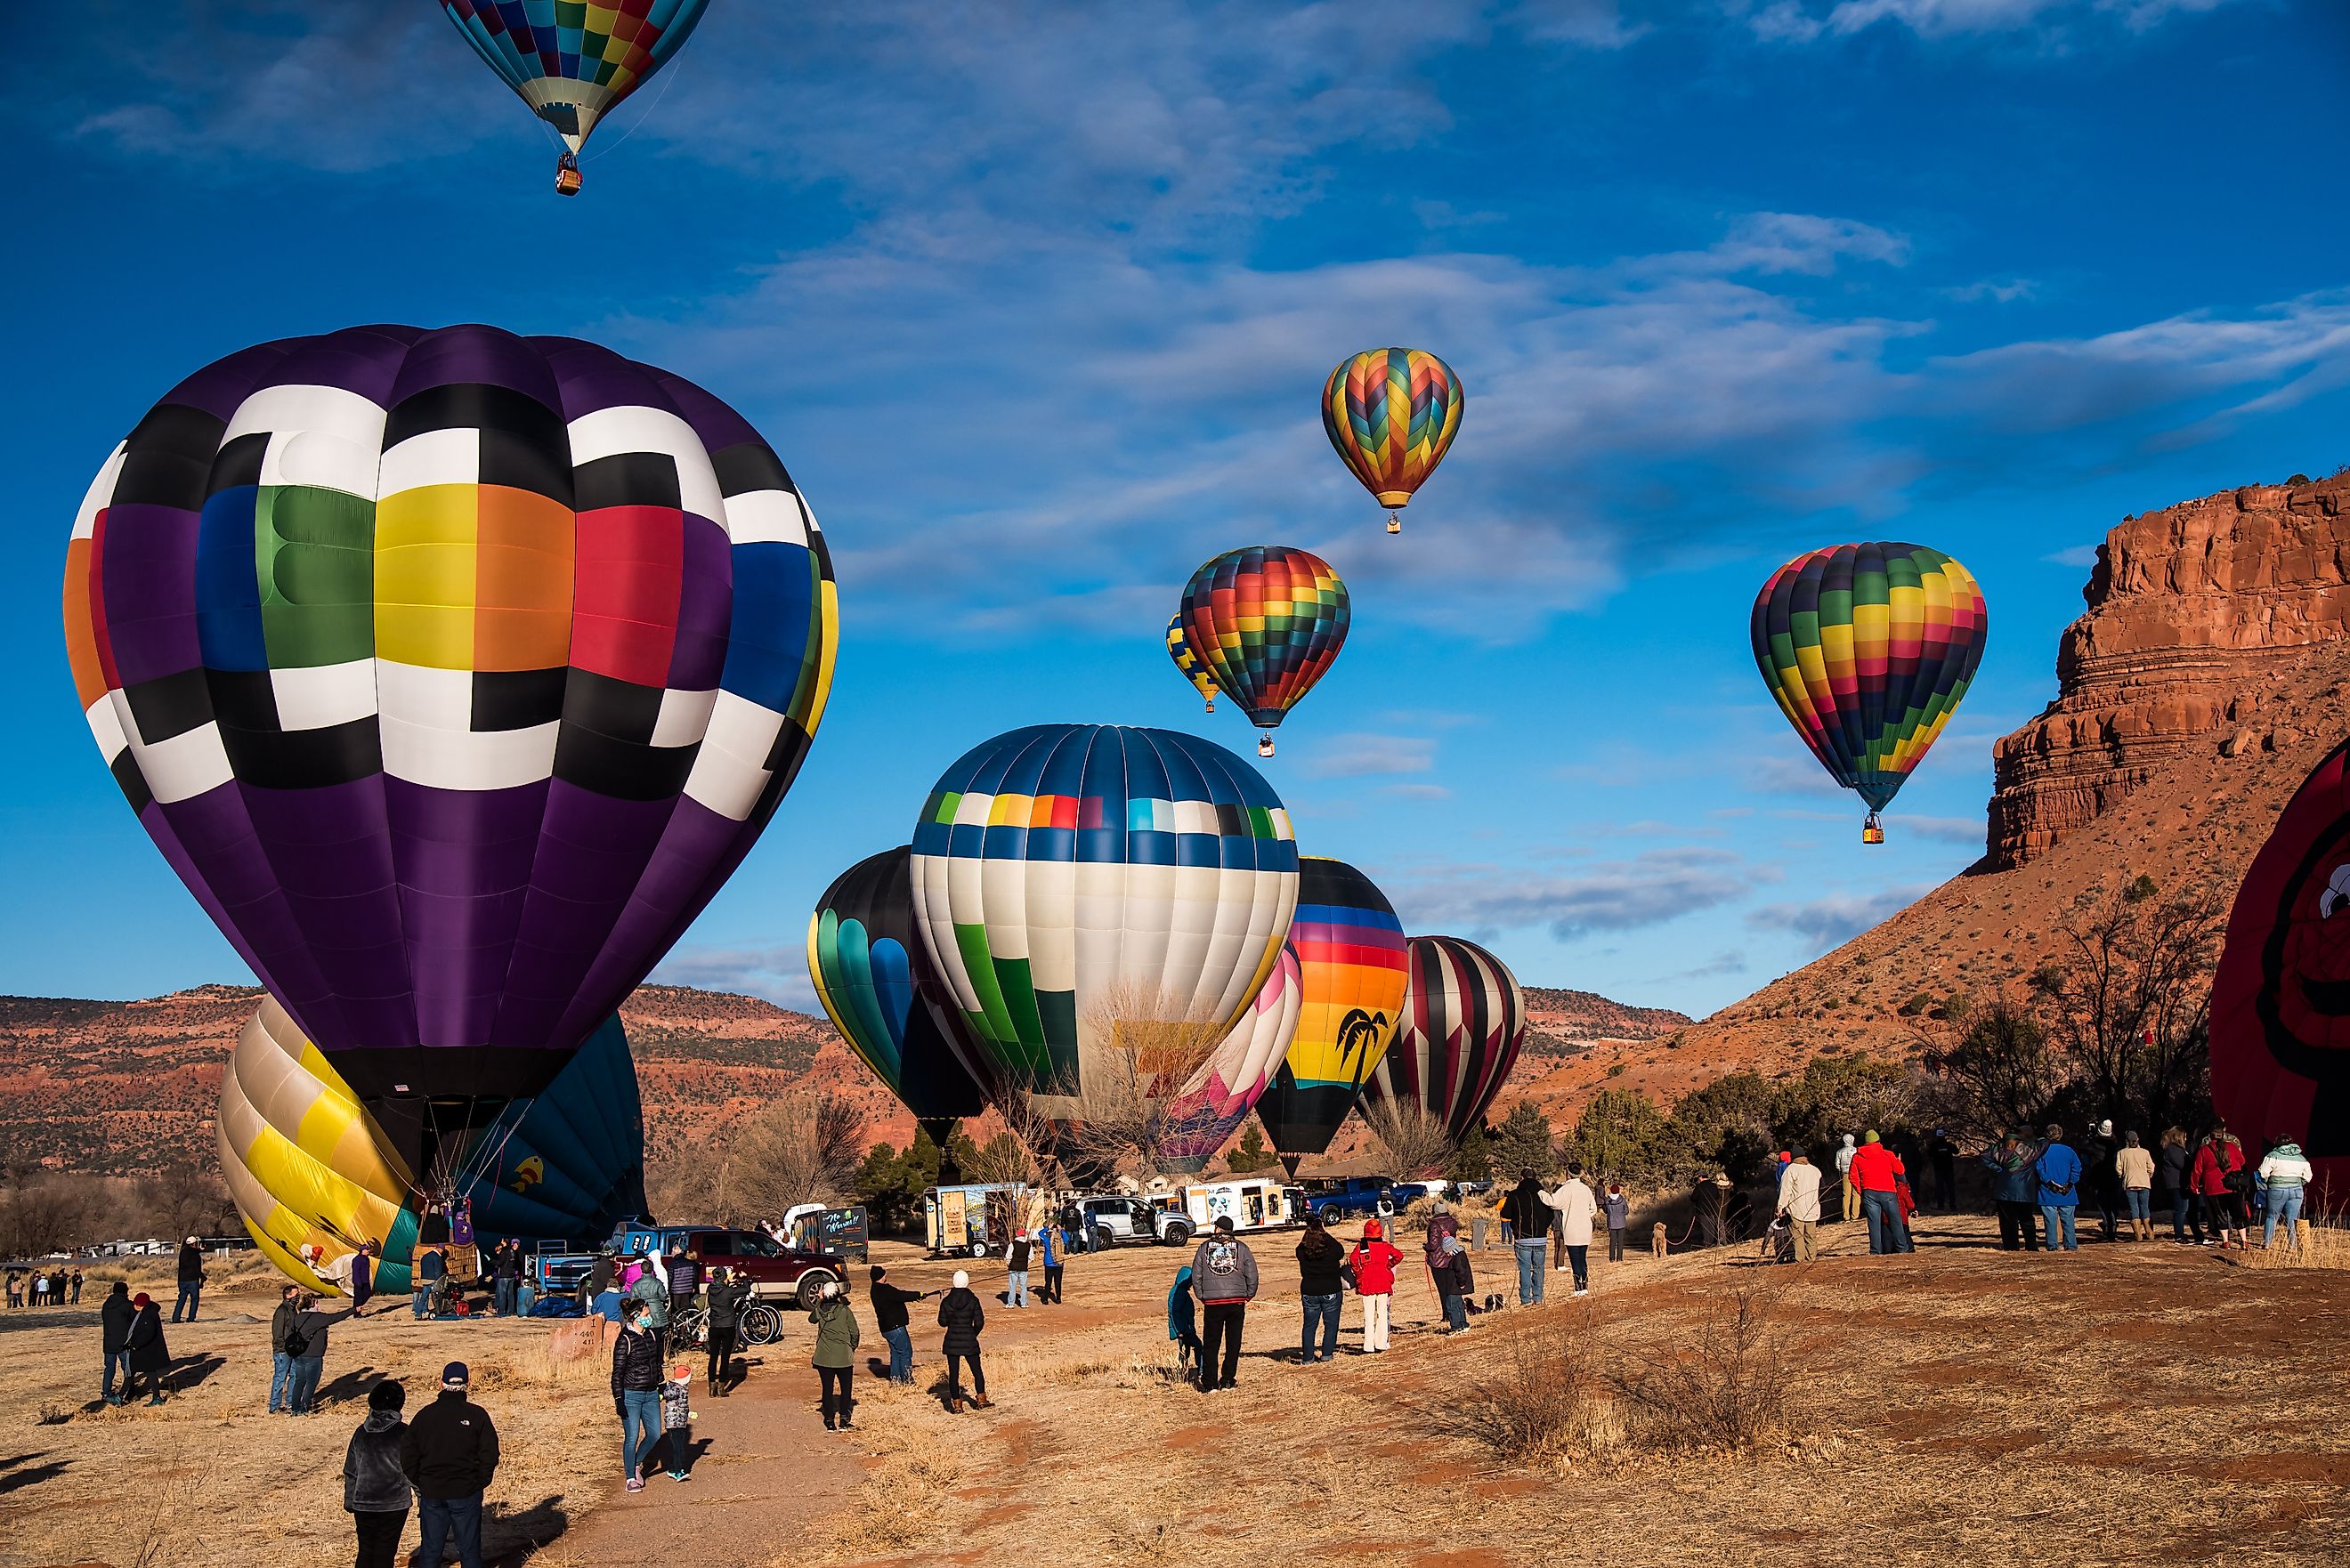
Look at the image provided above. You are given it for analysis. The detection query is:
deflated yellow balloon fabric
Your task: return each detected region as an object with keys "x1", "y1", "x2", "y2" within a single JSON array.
[{"x1": 217, "y1": 997, "x2": 417, "y2": 1295}]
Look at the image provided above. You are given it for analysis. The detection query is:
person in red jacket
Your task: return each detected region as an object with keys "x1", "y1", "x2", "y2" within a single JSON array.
[
  {"x1": 1848, "y1": 1131, "x2": 1914, "y2": 1255},
  {"x1": 1349, "y1": 1220, "x2": 1405, "y2": 1354},
  {"x1": 2190, "y1": 1124, "x2": 2249, "y2": 1249}
]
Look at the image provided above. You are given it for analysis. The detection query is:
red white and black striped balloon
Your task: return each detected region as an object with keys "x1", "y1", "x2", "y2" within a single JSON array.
[{"x1": 1361, "y1": 935, "x2": 1526, "y2": 1142}]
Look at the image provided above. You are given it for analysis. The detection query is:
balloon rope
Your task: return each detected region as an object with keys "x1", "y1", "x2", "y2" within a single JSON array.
[{"x1": 582, "y1": 50, "x2": 692, "y2": 164}]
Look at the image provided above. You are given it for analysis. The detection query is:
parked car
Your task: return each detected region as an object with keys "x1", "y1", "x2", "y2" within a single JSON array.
[
  {"x1": 1076, "y1": 1193, "x2": 1194, "y2": 1249},
  {"x1": 609, "y1": 1223, "x2": 845, "y2": 1310}
]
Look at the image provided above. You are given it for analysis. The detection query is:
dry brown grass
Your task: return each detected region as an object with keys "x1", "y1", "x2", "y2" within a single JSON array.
[
  {"x1": 0, "y1": 1277, "x2": 611, "y2": 1568},
  {"x1": 2236, "y1": 1217, "x2": 2350, "y2": 1271}
]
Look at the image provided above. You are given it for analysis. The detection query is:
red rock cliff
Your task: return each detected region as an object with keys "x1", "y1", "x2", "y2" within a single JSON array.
[{"x1": 1987, "y1": 473, "x2": 2350, "y2": 869}]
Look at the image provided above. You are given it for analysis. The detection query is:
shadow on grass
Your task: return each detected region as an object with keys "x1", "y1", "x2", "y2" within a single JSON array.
[{"x1": 483, "y1": 1491, "x2": 571, "y2": 1566}]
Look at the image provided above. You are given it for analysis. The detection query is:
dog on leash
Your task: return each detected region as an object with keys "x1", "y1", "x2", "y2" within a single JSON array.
[{"x1": 1650, "y1": 1222, "x2": 1669, "y2": 1259}]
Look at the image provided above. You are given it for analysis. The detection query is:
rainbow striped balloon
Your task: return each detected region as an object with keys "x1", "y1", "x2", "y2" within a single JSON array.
[
  {"x1": 1179, "y1": 546, "x2": 1349, "y2": 744},
  {"x1": 1750, "y1": 542, "x2": 1987, "y2": 839},
  {"x1": 1322, "y1": 347, "x2": 1464, "y2": 529}
]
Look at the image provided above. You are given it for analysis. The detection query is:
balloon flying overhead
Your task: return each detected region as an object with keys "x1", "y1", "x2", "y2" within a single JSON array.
[
  {"x1": 1165, "y1": 612, "x2": 1219, "y2": 714},
  {"x1": 809, "y1": 845, "x2": 993, "y2": 1151},
  {"x1": 1363, "y1": 934, "x2": 1527, "y2": 1144},
  {"x1": 1322, "y1": 347, "x2": 1464, "y2": 533},
  {"x1": 438, "y1": 0, "x2": 713, "y2": 194},
  {"x1": 1750, "y1": 542, "x2": 1986, "y2": 844},
  {"x1": 1178, "y1": 546, "x2": 1349, "y2": 758},
  {"x1": 2211, "y1": 740, "x2": 2350, "y2": 1194},
  {"x1": 63, "y1": 324, "x2": 838, "y2": 1181},
  {"x1": 908, "y1": 723, "x2": 1299, "y2": 1133},
  {"x1": 1254, "y1": 856, "x2": 1409, "y2": 1174}
]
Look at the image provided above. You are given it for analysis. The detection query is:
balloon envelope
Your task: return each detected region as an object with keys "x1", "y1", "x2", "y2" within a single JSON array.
[
  {"x1": 438, "y1": 0, "x2": 712, "y2": 155},
  {"x1": 220, "y1": 997, "x2": 647, "y2": 1293},
  {"x1": 1165, "y1": 612, "x2": 1219, "y2": 712},
  {"x1": 909, "y1": 723, "x2": 1299, "y2": 1126},
  {"x1": 2211, "y1": 740, "x2": 2350, "y2": 1193},
  {"x1": 1254, "y1": 857, "x2": 1408, "y2": 1161},
  {"x1": 1322, "y1": 347, "x2": 1463, "y2": 513},
  {"x1": 1363, "y1": 934, "x2": 1527, "y2": 1143},
  {"x1": 1750, "y1": 541, "x2": 1986, "y2": 820},
  {"x1": 1159, "y1": 945, "x2": 1303, "y2": 1174},
  {"x1": 63, "y1": 325, "x2": 838, "y2": 1136},
  {"x1": 1179, "y1": 546, "x2": 1349, "y2": 731},
  {"x1": 808, "y1": 845, "x2": 993, "y2": 1129}
]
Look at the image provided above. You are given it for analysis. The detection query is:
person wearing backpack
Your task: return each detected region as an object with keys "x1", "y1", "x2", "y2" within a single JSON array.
[
  {"x1": 2034, "y1": 1126, "x2": 2084, "y2": 1252},
  {"x1": 2258, "y1": 1138, "x2": 2314, "y2": 1249},
  {"x1": 2193, "y1": 1124, "x2": 2250, "y2": 1249},
  {"x1": 288, "y1": 1291, "x2": 356, "y2": 1415},
  {"x1": 1188, "y1": 1217, "x2": 1260, "y2": 1391},
  {"x1": 1349, "y1": 1220, "x2": 1404, "y2": 1354}
]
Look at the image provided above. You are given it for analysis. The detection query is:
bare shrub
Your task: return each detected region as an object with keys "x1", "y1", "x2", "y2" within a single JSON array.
[
  {"x1": 1605, "y1": 1279, "x2": 1799, "y2": 1451},
  {"x1": 1362, "y1": 1097, "x2": 1456, "y2": 1177},
  {"x1": 672, "y1": 1090, "x2": 866, "y2": 1225},
  {"x1": 1055, "y1": 982, "x2": 1233, "y2": 1179},
  {"x1": 1440, "y1": 1320, "x2": 1613, "y2": 1461}
]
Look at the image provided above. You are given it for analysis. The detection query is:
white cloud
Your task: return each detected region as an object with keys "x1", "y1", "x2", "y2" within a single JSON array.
[
  {"x1": 2045, "y1": 543, "x2": 2102, "y2": 567},
  {"x1": 1394, "y1": 847, "x2": 1776, "y2": 940},
  {"x1": 1307, "y1": 732, "x2": 1440, "y2": 779},
  {"x1": 1747, "y1": 885, "x2": 1931, "y2": 950},
  {"x1": 647, "y1": 945, "x2": 819, "y2": 1012},
  {"x1": 1740, "y1": 0, "x2": 2249, "y2": 43}
]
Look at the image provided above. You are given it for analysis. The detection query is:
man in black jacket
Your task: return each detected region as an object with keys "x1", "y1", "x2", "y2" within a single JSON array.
[
  {"x1": 868, "y1": 1265, "x2": 932, "y2": 1385},
  {"x1": 490, "y1": 1240, "x2": 523, "y2": 1318},
  {"x1": 100, "y1": 1281, "x2": 135, "y2": 1405},
  {"x1": 173, "y1": 1236, "x2": 205, "y2": 1321},
  {"x1": 401, "y1": 1362, "x2": 499, "y2": 1568}
]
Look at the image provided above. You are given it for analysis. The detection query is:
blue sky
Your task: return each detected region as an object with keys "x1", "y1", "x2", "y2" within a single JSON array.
[{"x1": 5, "y1": 0, "x2": 2347, "y2": 1018}]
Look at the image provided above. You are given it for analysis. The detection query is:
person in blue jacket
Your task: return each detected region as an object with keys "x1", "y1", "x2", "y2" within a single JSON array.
[
  {"x1": 1166, "y1": 1265, "x2": 1201, "y2": 1380},
  {"x1": 2035, "y1": 1125, "x2": 2084, "y2": 1252},
  {"x1": 1979, "y1": 1133, "x2": 2042, "y2": 1252}
]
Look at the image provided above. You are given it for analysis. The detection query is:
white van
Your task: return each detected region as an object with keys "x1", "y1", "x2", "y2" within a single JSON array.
[{"x1": 1180, "y1": 1177, "x2": 1292, "y2": 1234}]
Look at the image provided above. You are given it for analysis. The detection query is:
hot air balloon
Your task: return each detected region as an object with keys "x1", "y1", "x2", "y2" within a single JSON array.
[
  {"x1": 1750, "y1": 542, "x2": 1987, "y2": 844},
  {"x1": 1159, "y1": 946, "x2": 1302, "y2": 1174},
  {"x1": 220, "y1": 997, "x2": 647, "y2": 1293},
  {"x1": 907, "y1": 724, "x2": 1299, "y2": 1147},
  {"x1": 1165, "y1": 612, "x2": 1219, "y2": 714},
  {"x1": 438, "y1": 0, "x2": 712, "y2": 194},
  {"x1": 1179, "y1": 546, "x2": 1349, "y2": 757},
  {"x1": 1322, "y1": 347, "x2": 1464, "y2": 534},
  {"x1": 809, "y1": 846, "x2": 993, "y2": 1155},
  {"x1": 2210, "y1": 740, "x2": 2350, "y2": 1197},
  {"x1": 1362, "y1": 935, "x2": 1527, "y2": 1144},
  {"x1": 64, "y1": 324, "x2": 838, "y2": 1200},
  {"x1": 1254, "y1": 857, "x2": 1409, "y2": 1176}
]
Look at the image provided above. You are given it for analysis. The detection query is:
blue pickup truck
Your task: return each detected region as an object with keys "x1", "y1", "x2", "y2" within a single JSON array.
[{"x1": 1291, "y1": 1176, "x2": 1408, "y2": 1225}]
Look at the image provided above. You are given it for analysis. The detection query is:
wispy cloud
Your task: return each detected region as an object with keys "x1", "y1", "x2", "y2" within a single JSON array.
[
  {"x1": 1740, "y1": 0, "x2": 2249, "y2": 44},
  {"x1": 1747, "y1": 885, "x2": 1932, "y2": 951},
  {"x1": 1306, "y1": 732, "x2": 1440, "y2": 779},
  {"x1": 647, "y1": 945, "x2": 819, "y2": 1012},
  {"x1": 1394, "y1": 847, "x2": 1775, "y2": 941},
  {"x1": 2045, "y1": 543, "x2": 2103, "y2": 568}
]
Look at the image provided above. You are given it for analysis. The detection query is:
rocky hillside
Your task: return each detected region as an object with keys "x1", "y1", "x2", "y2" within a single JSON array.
[
  {"x1": 0, "y1": 984, "x2": 916, "y2": 1177},
  {"x1": 1522, "y1": 987, "x2": 1690, "y2": 1047},
  {"x1": 1649, "y1": 473, "x2": 2350, "y2": 1095}
]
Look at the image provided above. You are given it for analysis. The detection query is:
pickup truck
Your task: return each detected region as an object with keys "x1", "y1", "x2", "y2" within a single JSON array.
[
  {"x1": 530, "y1": 1224, "x2": 846, "y2": 1313},
  {"x1": 1290, "y1": 1176, "x2": 1405, "y2": 1225}
]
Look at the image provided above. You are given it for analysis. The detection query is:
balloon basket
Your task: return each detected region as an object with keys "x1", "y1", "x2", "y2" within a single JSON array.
[
  {"x1": 1861, "y1": 814, "x2": 1884, "y2": 845},
  {"x1": 1204, "y1": 699, "x2": 1215, "y2": 714},
  {"x1": 1385, "y1": 513, "x2": 1402, "y2": 535},
  {"x1": 1257, "y1": 735, "x2": 1276, "y2": 758},
  {"x1": 555, "y1": 155, "x2": 582, "y2": 197}
]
